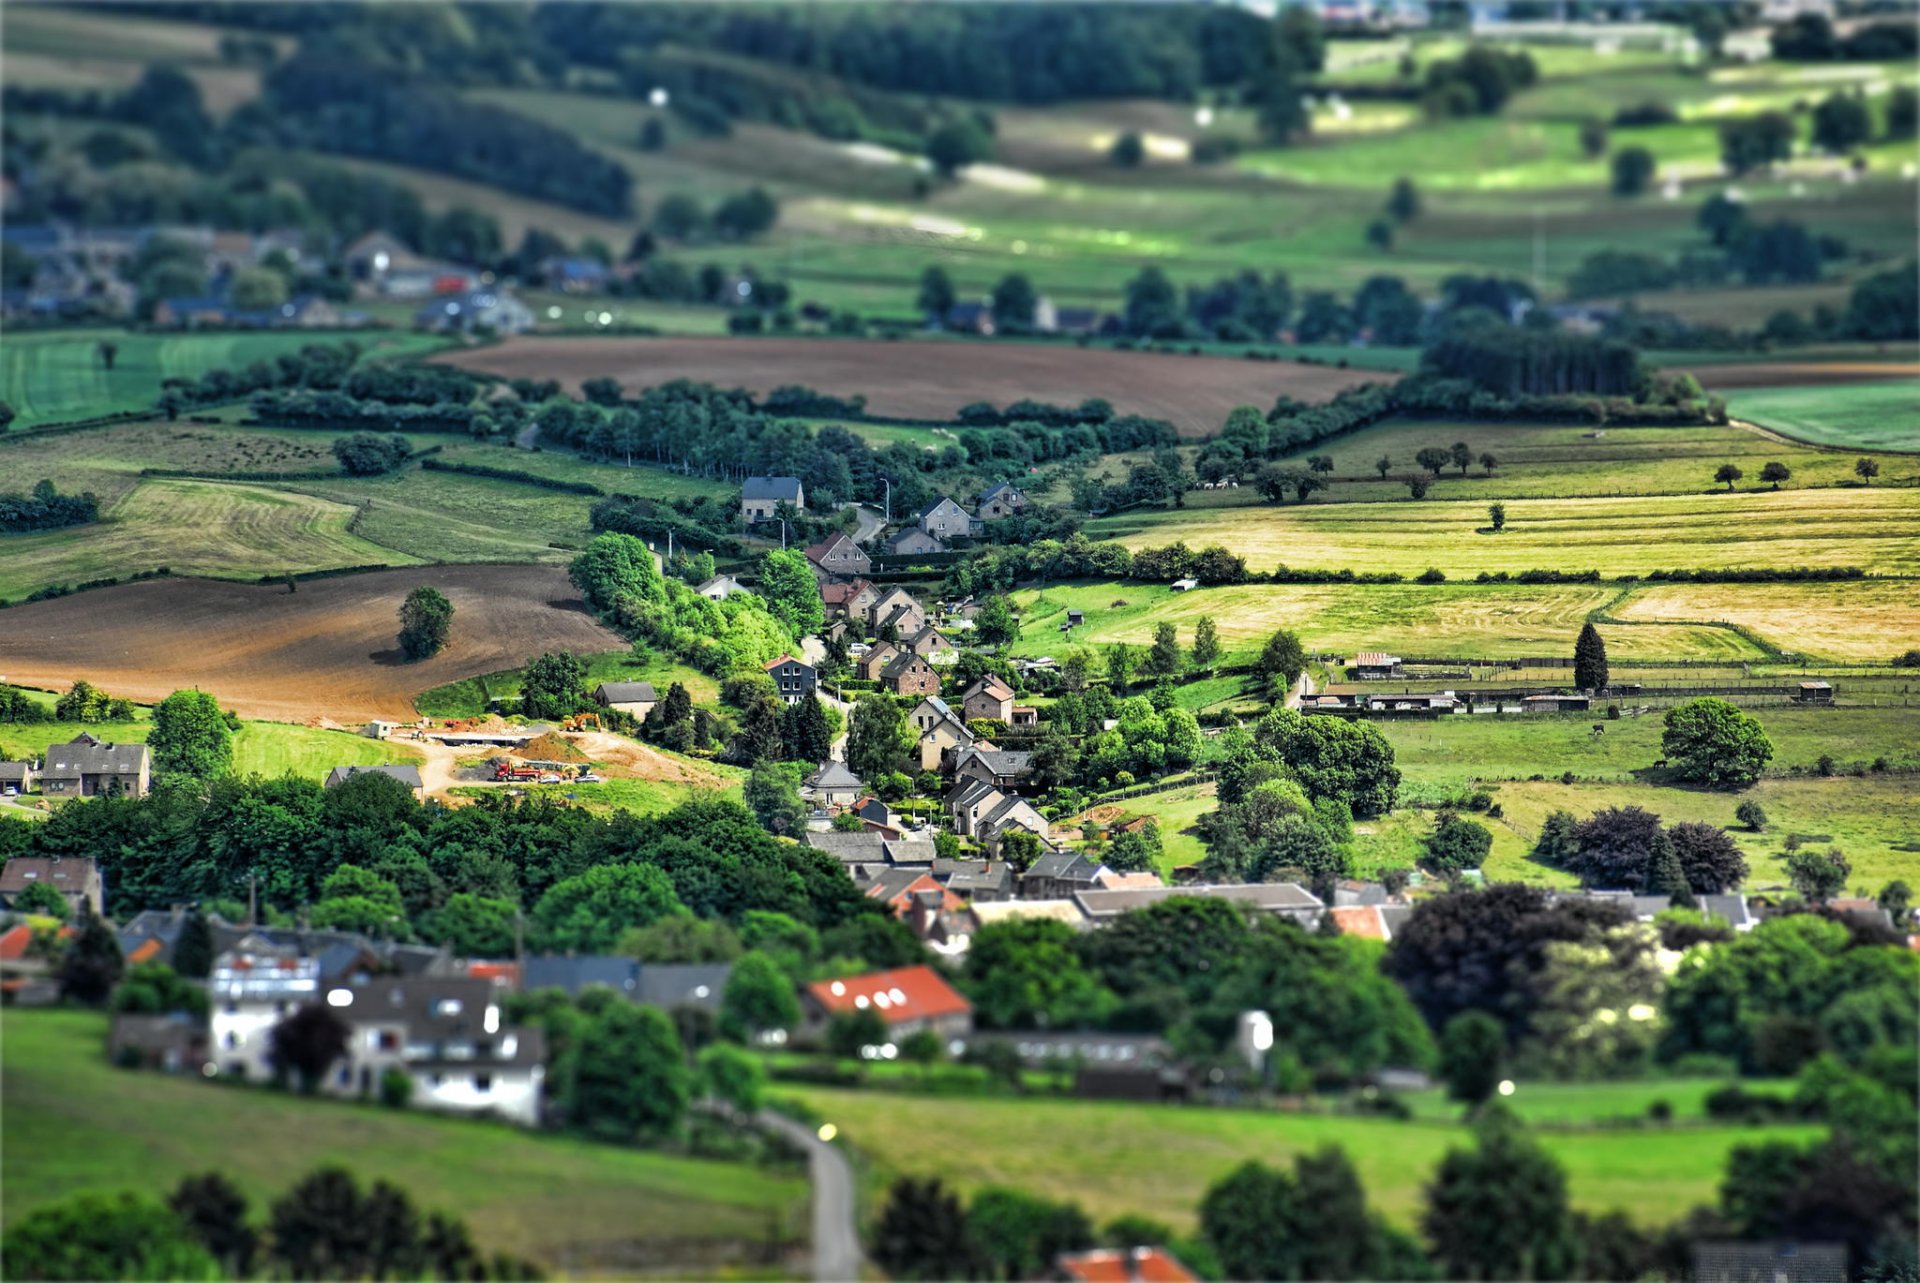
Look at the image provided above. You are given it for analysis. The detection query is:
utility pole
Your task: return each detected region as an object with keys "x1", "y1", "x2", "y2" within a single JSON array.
[
  {"x1": 247, "y1": 873, "x2": 257, "y2": 928},
  {"x1": 1532, "y1": 205, "x2": 1546, "y2": 296}
]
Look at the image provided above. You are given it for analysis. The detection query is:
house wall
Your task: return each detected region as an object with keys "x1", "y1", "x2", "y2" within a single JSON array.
[
  {"x1": 605, "y1": 701, "x2": 655, "y2": 721},
  {"x1": 411, "y1": 1066, "x2": 543, "y2": 1127}
]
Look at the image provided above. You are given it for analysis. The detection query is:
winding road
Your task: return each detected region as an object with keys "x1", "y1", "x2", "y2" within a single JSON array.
[{"x1": 758, "y1": 1110, "x2": 864, "y2": 1283}]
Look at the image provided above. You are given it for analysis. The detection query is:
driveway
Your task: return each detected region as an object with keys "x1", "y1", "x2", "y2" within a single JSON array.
[{"x1": 758, "y1": 1110, "x2": 864, "y2": 1283}]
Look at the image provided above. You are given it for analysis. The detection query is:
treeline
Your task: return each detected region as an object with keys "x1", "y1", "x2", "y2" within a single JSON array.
[
  {"x1": 1771, "y1": 13, "x2": 1917, "y2": 60},
  {"x1": 1422, "y1": 327, "x2": 1643, "y2": 398},
  {"x1": 0, "y1": 480, "x2": 100, "y2": 533},
  {"x1": 157, "y1": 341, "x2": 363, "y2": 418},
  {"x1": 259, "y1": 52, "x2": 633, "y2": 216}
]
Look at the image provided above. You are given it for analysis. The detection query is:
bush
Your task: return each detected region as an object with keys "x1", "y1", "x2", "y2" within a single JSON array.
[{"x1": 379, "y1": 1067, "x2": 413, "y2": 1108}]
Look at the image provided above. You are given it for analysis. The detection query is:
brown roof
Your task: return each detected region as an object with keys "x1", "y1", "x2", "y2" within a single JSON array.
[
  {"x1": 0, "y1": 857, "x2": 100, "y2": 896},
  {"x1": 1328, "y1": 905, "x2": 1391, "y2": 940},
  {"x1": 1057, "y1": 1248, "x2": 1198, "y2": 1283},
  {"x1": 804, "y1": 964, "x2": 971, "y2": 1024},
  {"x1": 1352, "y1": 652, "x2": 1400, "y2": 667}
]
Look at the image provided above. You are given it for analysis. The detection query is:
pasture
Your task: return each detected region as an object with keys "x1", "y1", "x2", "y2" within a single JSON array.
[
  {"x1": 415, "y1": 649, "x2": 722, "y2": 719},
  {"x1": 1732, "y1": 381, "x2": 1920, "y2": 451},
  {"x1": 0, "y1": 565, "x2": 620, "y2": 723},
  {"x1": 285, "y1": 469, "x2": 597, "y2": 565},
  {"x1": 780, "y1": 1085, "x2": 1820, "y2": 1234},
  {"x1": 1092, "y1": 487, "x2": 1920, "y2": 577},
  {"x1": 1610, "y1": 578, "x2": 1920, "y2": 663},
  {"x1": 2, "y1": 1011, "x2": 806, "y2": 1274},
  {"x1": 0, "y1": 715, "x2": 420, "y2": 783},
  {"x1": 0, "y1": 329, "x2": 446, "y2": 430}
]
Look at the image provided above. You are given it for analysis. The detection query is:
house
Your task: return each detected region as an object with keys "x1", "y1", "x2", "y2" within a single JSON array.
[
  {"x1": 414, "y1": 289, "x2": 534, "y2": 335},
  {"x1": 910, "y1": 696, "x2": 977, "y2": 772},
  {"x1": 935, "y1": 859, "x2": 1016, "y2": 902},
  {"x1": 1350, "y1": 652, "x2": 1405, "y2": 680},
  {"x1": 976, "y1": 791, "x2": 1052, "y2": 852},
  {"x1": 939, "y1": 300, "x2": 995, "y2": 335},
  {"x1": 953, "y1": 747, "x2": 1035, "y2": 792},
  {"x1": 805, "y1": 531, "x2": 872, "y2": 580},
  {"x1": 323, "y1": 764, "x2": 423, "y2": 797},
  {"x1": 765, "y1": 655, "x2": 817, "y2": 705},
  {"x1": 883, "y1": 527, "x2": 947, "y2": 558},
  {"x1": 903, "y1": 625, "x2": 956, "y2": 660},
  {"x1": 866, "y1": 586, "x2": 927, "y2": 638},
  {"x1": 696, "y1": 573, "x2": 747, "y2": 601},
  {"x1": 209, "y1": 961, "x2": 546, "y2": 1125},
  {"x1": 343, "y1": 230, "x2": 426, "y2": 284},
  {"x1": 37, "y1": 734, "x2": 149, "y2": 798},
  {"x1": 741, "y1": 477, "x2": 805, "y2": 521},
  {"x1": 520, "y1": 957, "x2": 731, "y2": 1013},
  {"x1": 857, "y1": 643, "x2": 902, "y2": 683},
  {"x1": 0, "y1": 857, "x2": 104, "y2": 916},
  {"x1": 961, "y1": 675, "x2": 1017, "y2": 724},
  {"x1": 968, "y1": 899, "x2": 1088, "y2": 929},
  {"x1": 917, "y1": 496, "x2": 975, "y2": 542},
  {"x1": 110, "y1": 1011, "x2": 210, "y2": 1074},
  {"x1": 0, "y1": 761, "x2": 33, "y2": 794},
  {"x1": 541, "y1": 256, "x2": 611, "y2": 294},
  {"x1": 593, "y1": 681, "x2": 659, "y2": 721},
  {"x1": 821, "y1": 578, "x2": 880, "y2": 621},
  {"x1": 880, "y1": 651, "x2": 941, "y2": 698},
  {"x1": 1010, "y1": 704, "x2": 1039, "y2": 728},
  {"x1": 1074, "y1": 882, "x2": 1323, "y2": 925},
  {"x1": 803, "y1": 761, "x2": 866, "y2": 809},
  {"x1": 1053, "y1": 1247, "x2": 1199, "y2": 1283},
  {"x1": 865, "y1": 869, "x2": 965, "y2": 920},
  {"x1": 1693, "y1": 1242, "x2": 1845, "y2": 1283},
  {"x1": 801, "y1": 964, "x2": 973, "y2": 1040},
  {"x1": 977, "y1": 481, "x2": 1028, "y2": 520},
  {"x1": 1023, "y1": 851, "x2": 1107, "y2": 900},
  {"x1": 1795, "y1": 681, "x2": 1834, "y2": 704}
]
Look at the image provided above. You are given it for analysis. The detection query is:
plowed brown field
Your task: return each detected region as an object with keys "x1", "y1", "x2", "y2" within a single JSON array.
[
  {"x1": 0, "y1": 565, "x2": 619, "y2": 723},
  {"x1": 434, "y1": 336, "x2": 1380, "y2": 437}
]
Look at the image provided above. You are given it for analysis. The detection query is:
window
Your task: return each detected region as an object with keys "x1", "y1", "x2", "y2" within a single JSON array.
[
  {"x1": 473, "y1": 1073, "x2": 492, "y2": 1093},
  {"x1": 223, "y1": 1032, "x2": 239, "y2": 1049},
  {"x1": 378, "y1": 1030, "x2": 400, "y2": 1052}
]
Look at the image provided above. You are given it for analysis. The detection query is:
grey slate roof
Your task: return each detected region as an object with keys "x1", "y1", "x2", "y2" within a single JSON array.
[
  {"x1": 324, "y1": 764, "x2": 422, "y2": 791},
  {"x1": 805, "y1": 831, "x2": 889, "y2": 863},
  {"x1": 632, "y1": 963, "x2": 732, "y2": 1012},
  {"x1": 1026, "y1": 851, "x2": 1099, "y2": 882},
  {"x1": 742, "y1": 476, "x2": 803, "y2": 502},
  {"x1": 961, "y1": 749, "x2": 1033, "y2": 776},
  {"x1": 38, "y1": 735, "x2": 147, "y2": 782},
  {"x1": 522, "y1": 955, "x2": 639, "y2": 996},
  {"x1": 1075, "y1": 882, "x2": 1322, "y2": 919},
  {"x1": 806, "y1": 761, "x2": 865, "y2": 791},
  {"x1": 595, "y1": 682, "x2": 659, "y2": 703}
]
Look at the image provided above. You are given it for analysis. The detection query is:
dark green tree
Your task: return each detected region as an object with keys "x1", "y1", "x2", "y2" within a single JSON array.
[
  {"x1": 847, "y1": 694, "x2": 914, "y2": 781},
  {"x1": 917, "y1": 265, "x2": 956, "y2": 320},
  {"x1": 1424, "y1": 812, "x2": 1493, "y2": 874},
  {"x1": 990, "y1": 273, "x2": 1036, "y2": 331},
  {"x1": 744, "y1": 763, "x2": 806, "y2": 837},
  {"x1": 172, "y1": 908, "x2": 214, "y2": 978},
  {"x1": 168, "y1": 1172, "x2": 257, "y2": 1278},
  {"x1": 720, "y1": 951, "x2": 801, "y2": 1040},
  {"x1": 1440, "y1": 1010, "x2": 1506, "y2": 1108},
  {"x1": 270, "y1": 1004, "x2": 351, "y2": 1092},
  {"x1": 969, "y1": 1187, "x2": 1094, "y2": 1281},
  {"x1": 520, "y1": 651, "x2": 589, "y2": 719},
  {"x1": 1610, "y1": 146, "x2": 1657, "y2": 196},
  {"x1": 397, "y1": 586, "x2": 454, "y2": 661},
  {"x1": 568, "y1": 1001, "x2": 690, "y2": 1140},
  {"x1": 872, "y1": 1177, "x2": 978, "y2": 1281},
  {"x1": 1423, "y1": 1108, "x2": 1579, "y2": 1281},
  {"x1": 56, "y1": 905, "x2": 124, "y2": 1006},
  {"x1": 148, "y1": 690, "x2": 233, "y2": 781},
  {"x1": 1661, "y1": 698, "x2": 1774, "y2": 787},
  {"x1": 1573, "y1": 622, "x2": 1609, "y2": 691}
]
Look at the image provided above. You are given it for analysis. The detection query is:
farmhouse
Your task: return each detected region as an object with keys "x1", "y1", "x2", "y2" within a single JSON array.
[
  {"x1": 804, "y1": 761, "x2": 866, "y2": 809},
  {"x1": 879, "y1": 651, "x2": 942, "y2": 698},
  {"x1": 977, "y1": 481, "x2": 1029, "y2": 520},
  {"x1": 0, "y1": 856, "x2": 104, "y2": 916},
  {"x1": 805, "y1": 531, "x2": 872, "y2": 580},
  {"x1": 696, "y1": 573, "x2": 747, "y2": 601},
  {"x1": 801, "y1": 964, "x2": 974, "y2": 1040},
  {"x1": 414, "y1": 288, "x2": 534, "y2": 335},
  {"x1": 593, "y1": 681, "x2": 660, "y2": 720},
  {"x1": 323, "y1": 764, "x2": 424, "y2": 797},
  {"x1": 741, "y1": 477, "x2": 805, "y2": 521},
  {"x1": 765, "y1": 655, "x2": 817, "y2": 705},
  {"x1": 917, "y1": 496, "x2": 976, "y2": 542},
  {"x1": 961, "y1": 674, "x2": 1017, "y2": 724},
  {"x1": 0, "y1": 761, "x2": 34, "y2": 794},
  {"x1": 38, "y1": 734, "x2": 149, "y2": 798},
  {"x1": 883, "y1": 527, "x2": 947, "y2": 557},
  {"x1": 1350, "y1": 652, "x2": 1405, "y2": 680}
]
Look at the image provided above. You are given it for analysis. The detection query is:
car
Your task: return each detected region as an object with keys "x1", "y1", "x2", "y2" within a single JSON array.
[{"x1": 538, "y1": 772, "x2": 562, "y2": 784}]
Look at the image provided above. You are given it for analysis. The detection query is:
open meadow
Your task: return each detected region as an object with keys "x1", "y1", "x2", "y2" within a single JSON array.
[
  {"x1": 2, "y1": 1011, "x2": 807, "y2": 1274},
  {"x1": 779, "y1": 1086, "x2": 1821, "y2": 1235},
  {"x1": 1092, "y1": 487, "x2": 1920, "y2": 577},
  {"x1": 1731, "y1": 381, "x2": 1920, "y2": 451},
  {"x1": 0, "y1": 565, "x2": 620, "y2": 722}
]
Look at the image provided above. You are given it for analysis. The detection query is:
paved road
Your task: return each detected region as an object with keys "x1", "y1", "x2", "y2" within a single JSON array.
[
  {"x1": 759, "y1": 1110, "x2": 863, "y2": 1283},
  {"x1": 842, "y1": 502, "x2": 886, "y2": 545}
]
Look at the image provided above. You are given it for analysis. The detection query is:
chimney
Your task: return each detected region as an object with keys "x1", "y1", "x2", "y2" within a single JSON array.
[{"x1": 1126, "y1": 1247, "x2": 1151, "y2": 1283}]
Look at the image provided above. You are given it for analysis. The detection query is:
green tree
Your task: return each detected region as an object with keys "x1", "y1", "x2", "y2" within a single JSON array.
[
  {"x1": 1145, "y1": 622, "x2": 1182, "y2": 679},
  {"x1": 397, "y1": 586, "x2": 454, "y2": 661},
  {"x1": 757, "y1": 548, "x2": 824, "y2": 639},
  {"x1": 973, "y1": 594, "x2": 1020, "y2": 647},
  {"x1": 1424, "y1": 812, "x2": 1492, "y2": 874},
  {"x1": 57, "y1": 905, "x2": 124, "y2": 1005},
  {"x1": 1855, "y1": 457, "x2": 1880, "y2": 485},
  {"x1": 13, "y1": 879, "x2": 69, "y2": 919},
  {"x1": 1785, "y1": 847, "x2": 1850, "y2": 903},
  {"x1": 917, "y1": 265, "x2": 957, "y2": 320},
  {"x1": 1440, "y1": 1010, "x2": 1506, "y2": 1107},
  {"x1": 1, "y1": 1191, "x2": 221, "y2": 1282},
  {"x1": 698, "y1": 1042, "x2": 765, "y2": 1112},
  {"x1": 569, "y1": 531, "x2": 665, "y2": 613},
  {"x1": 1610, "y1": 146, "x2": 1657, "y2": 196},
  {"x1": 744, "y1": 762, "x2": 807, "y2": 836},
  {"x1": 1190, "y1": 617, "x2": 1221, "y2": 672},
  {"x1": 927, "y1": 120, "x2": 991, "y2": 177},
  {"x1": 1760, "y1": 460, "x2": 1792, "y2": 489},
  {"x1": 1715, "y1": 462, "x2": 1744, "y2": 489},
  {"x1": 990, "y1": 273, "x2": 1037, "y2": 332},
  {"x1": 569, "y1": 1001, "x2": 690, "y2": 1140},
  {"x1": 167, "y1": 1173, "x2": 257, "y2": 1277},
  {"x1": 520, "y1": 651, "x2": 590, "y2": 719},
  {"x1": 1735, "y1": 799, "x2": 1768, "y2": 831},
  {"x1": 1108, "y1": 130, "x2": 1145, "y2": 168},
  {"x1": 1573, "y1": 622, "x2": 1609, "y2": 691},
  {"x1": 872, "y1": 1177, "x2": 978, "y2": 1281},
  {"x1": 721, "y1": 951, "x2": 800, "y2": 1040},
  {"x1": 847, "y1": 693, "x2": 915, "y2": 781},
  {"x1": 1255, "y1": 629, "x2": 1307, "y2": 688},
  {"x1": 1200, "y1": 1149, "x2": 1424, "y2": 1283},
  {"x1": 1811, "y1": 92, "x2": 1872, "y2": 153},
  {"x1": 1488, "y1": 502, "x2": 1506, "y2": 532},
  {"x1": 1534, "y1": 809, "x2": 1580, "y2": 867},
  {"x1": 270, "y1": 1004, "x2": 350, "y2": 1092},
  {"x1": 229, "y1": 267, "x2": 288, "y2": 312},
  {"x1": 172, "y1": 908, "x2": 214, "y2": 978},
  {"x1": 964, "y1": 918, "x2": 1113, "y2": 1030},
  {"x1": 968, "y1": 1187, "x2": 1094, "y2": 1281},
  {"x1": 114, "y1": 962, "x2": 209, "y2": 1016},
  {"x1": 1124, "y1": 266, "x2": 1182, "y2": 337},
  {"x1": 532, "y1": 863, "x2": 685, "y2": 953},
  {"x1": 148, "y1": 690, "x2": 233, "y2": 780},
  {"x1": 423, "y1": 893, "x2": 516, "y2": 958},
  {"x1": 1105, "y1": 643, "x2": 1134, "y2": 691},
  {"x1": 1662, "y1": 698, "x2": 1774, "y2": 787},
  {"x1": 1386, "y1": 176, "x2": 1422, "y2": 223},
  {"x1": 1423, "y1": 1108, "x2": 1579, "y2": 1281}
]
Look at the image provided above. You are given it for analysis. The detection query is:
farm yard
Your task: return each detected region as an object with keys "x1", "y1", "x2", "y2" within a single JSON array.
[
  {"x1": 0, "y1": 565, "x2": 619, "y2": 722},
  {"x1": 435, "y1": 336, "x2": 1380, "y2": 438}
]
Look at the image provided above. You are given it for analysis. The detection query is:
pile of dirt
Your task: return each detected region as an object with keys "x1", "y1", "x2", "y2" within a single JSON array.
[
  {"x1": 519, "y1": 732, "x2": 588, "y2": 762},
  {"x1": 576, "y1": 732, "x2": 731, "y2": 787}
]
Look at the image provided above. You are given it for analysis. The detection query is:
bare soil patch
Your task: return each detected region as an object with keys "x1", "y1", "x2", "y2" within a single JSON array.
[
  {"x1": 570, "y1": 731, "x2": 734, "y2": 787},
  {"x1": 435, "y1": 337, "x2": 1380, "y2": 438},
  {"x1": 0, "y1": 565, "x2": 620, "y2": 724},
  {"x1": 1694, "y1": 361, "x2": 1920, "y2": 391}
]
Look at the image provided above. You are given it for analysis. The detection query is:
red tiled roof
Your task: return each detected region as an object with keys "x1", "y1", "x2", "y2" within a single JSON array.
[
  {"x1": 1057, "y1": 1248, "x2": 1198, "y2": 1283},
  {"x1": 126, "y1": 938, "x2": 165, "y2": 965},
  {"x1": 468, "y1": 961, "x2": 520, "y2": 987},
  {"x1": 1329, "y1": 905, "x2": 1391, "y2": 940},
  {"x1": 0, "y1": 924, "x2": 33, "y2": 962},
  {"x1": 804, "y1": 964, "x2": 970, "y2": 1024}
]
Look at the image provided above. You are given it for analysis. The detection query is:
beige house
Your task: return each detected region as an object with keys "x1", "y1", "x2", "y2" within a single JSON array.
[
  {"x1": 961, "y1": 675, "x2": 1017, "y2": 724},
  {"x1": 593, "y1": 682, "x2": 659, "y2": 721}
]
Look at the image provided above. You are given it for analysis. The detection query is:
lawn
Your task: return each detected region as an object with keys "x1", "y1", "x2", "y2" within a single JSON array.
[
  {"x1": 286, "y1": 469, "x2": 596, "y2": 565},
  {"x1": 414, "y1": 650, "x2": 721, "y2": 719},
  {"x1": 0, "y1": 478, "x2": 415, "y2": 602},
  {"x1": 0, "y1": 714, "x2": 420, "y2": 783},
  {"x1": 1091, "y1": 487, "x2": 1920, "y2": 577},
  {"x1": 457, "y1": 773, "x2": 745, "y2": 817},
  {"x1": 2, "y1": 1010, "x2": 807, "y2": 1273},
  {"x1": 779, "y1": 1086, "x2": 1821, "y2": 1234},
  {"x1": 432, "y1": 440, "x2": 731, "y2": 502},
  {"x1": 0, "y1": 329, "x2": 446, "y2": 430},
  {"x1": 1009, "y1": 581, "x2": 1760, "y2": 663},
  {"x1": 1610, "y1": 579, "x2": 1920, "y2": 663},
  {"x1": 1732, "y1": 381, "x2": 1920, "y2": 452},
  {"x1": 1396, "y1": 1077, "x2": 1793, "y2": 1126}
]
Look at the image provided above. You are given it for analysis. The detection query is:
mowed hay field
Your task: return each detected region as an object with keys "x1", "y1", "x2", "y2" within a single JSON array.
[
  {"x1": 0, "y1": 565, "x2": 620, "y2": 722},
  {"x1": 1010, "y1": 582, "x2": 1764, "y2": 662},
  {"x1": 779, "y1": 1087, "x2": 1820, "y2": 1235},
  {"x1": 1093, "y1": 488, "x2": 1920, "y2": 577},
  {"x1": 4, "y1": 1011, "x2": 806, "y2": 1274},
  {"x1": 1611, "y1": 579, "x2": 1920, "y2": 662},
  {"x1": 436, "y1": 336, "x2": 1378, "y2": 437},
  {"x1": 1731, "y1": 380, "x2": 1920, "y2": 451},
  {"x1": 0, "y1": 479, "x2": 414, "y2": 602}
]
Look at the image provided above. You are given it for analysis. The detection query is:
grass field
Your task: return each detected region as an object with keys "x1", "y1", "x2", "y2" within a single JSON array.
[
  {"x1": 1610, "y1": 579, "x2": 1920, "y2": 662},
  {"x1": 0, "y1": 330, "x2": 447, "y2": 430},
  {"x1": 1091, "y1": 487, "x2": 1920, "y2": 577},
  {"x1": 415, "y1": 650, "x2": 722, "y2": 719},
  {"x1": 0, "y1": 712, "x2": 420, "y2": 784},
  {"x1": 285, "y1": 470, "x2": 595, "y2": 566},
  {"x1": 1396, "y1": 1077, "x2": 1793, "y2": 1125},
  {"x1": 2, "y1": 1010, "x2": 807, "y2": 1273},
  {"x1": 1010, "y1": 581, "x2": 1762, "y2": 663},
  {"x1": 780, "y1": 1086, "x2": 1821, "y2": 1234},
  {"x1": 1733, "y1": 382, "x2": 1920, "y2": 451},
  {"x1": 0, "y1": 478, "x2": 415, "y2": 601}
]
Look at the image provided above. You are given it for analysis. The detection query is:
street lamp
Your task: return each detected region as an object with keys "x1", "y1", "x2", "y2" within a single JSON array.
[{"x1": 879, "y1": 475, "x2": 893, "y2": 522}]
